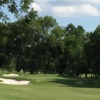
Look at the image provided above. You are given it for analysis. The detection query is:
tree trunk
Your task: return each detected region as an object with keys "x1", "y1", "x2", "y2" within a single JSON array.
[
  {"x1": 15, "y1": 54, "x2": 21, "y2": 72},
  {"x1": 85, "y1": 73, "x2": 87, "y2": 78}
]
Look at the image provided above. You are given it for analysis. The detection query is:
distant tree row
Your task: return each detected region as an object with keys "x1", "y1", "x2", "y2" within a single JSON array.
[{"x1": 0, "y1": 1, "x2": 100, "y2": 78}]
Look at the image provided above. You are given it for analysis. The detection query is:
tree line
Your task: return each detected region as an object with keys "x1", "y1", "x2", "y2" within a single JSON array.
[{"x1": 0, "y1": 0, "x2": 100, "y2": 78}]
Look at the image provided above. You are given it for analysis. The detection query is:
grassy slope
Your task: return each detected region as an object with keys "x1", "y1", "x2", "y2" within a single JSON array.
[{"x1": 0, "y1": 73, "x2": 100, "y2": 100}]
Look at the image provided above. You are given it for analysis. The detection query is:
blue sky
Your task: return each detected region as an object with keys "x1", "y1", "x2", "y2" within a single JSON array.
[{"x1": 2, "y1": 0, "x2": 100, "y2": 32}]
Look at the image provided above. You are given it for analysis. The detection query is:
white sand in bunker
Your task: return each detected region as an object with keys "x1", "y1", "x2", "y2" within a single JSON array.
[
  {"x1": 0, "y1": 73, "x2": 30, "y2": 85},
  {"x1": 0, "y1": 78, "x2": 30, "y2": 85},
  {"x1": 3, "y1": 74, "x2": 19, "y2": 77}
]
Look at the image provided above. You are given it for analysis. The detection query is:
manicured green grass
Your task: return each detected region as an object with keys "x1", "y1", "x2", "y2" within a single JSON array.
[{"x1": 0, "y1": 73, "x2": 100, "y2": 100}]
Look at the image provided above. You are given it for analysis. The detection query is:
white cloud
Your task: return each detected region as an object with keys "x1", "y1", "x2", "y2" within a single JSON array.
[
  {"x1": 82, "y1": 0, "x2": 100, "y2": 4},
  {"x1": 32, "y1": 0, "x2": 100, "y2": 17},
  {"x1": 52, "y1": 6, "x2": 75, "y2": 16},
  {"x1": 52, "y1": 4, "x2": 100, "y2": 17},
  {"x1": 30, "y1": 3, "x2": 42, "y2": 12},
  {"x1": 80, "y1": 4, "x2": 100, "y2": 16},
  {"x1": 34, "y1": 0, "x2": 100, "y2": 6}
]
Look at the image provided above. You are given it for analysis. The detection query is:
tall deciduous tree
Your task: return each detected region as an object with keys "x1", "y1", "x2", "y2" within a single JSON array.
[
  {"x1": 87, "y1": 25, "x2": 100, "y2": 77},
  {"x1": 63, "y1": 23, "x2": 85, "y2": 77},
  {"x1": 8, "y1": 9, "x2": 38, "y2": 72}
]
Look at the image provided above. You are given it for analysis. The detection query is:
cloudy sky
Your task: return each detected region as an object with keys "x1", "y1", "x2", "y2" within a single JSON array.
[{"x1": 30, "y1": 0, "x2": 100, "y2": 32}]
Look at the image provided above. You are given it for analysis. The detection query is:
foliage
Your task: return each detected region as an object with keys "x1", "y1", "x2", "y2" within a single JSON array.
[{"x1": 0, "y1": 5, "x2": 100, "y2": 78}]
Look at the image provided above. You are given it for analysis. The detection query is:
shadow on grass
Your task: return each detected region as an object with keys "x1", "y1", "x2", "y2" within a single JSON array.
[{"x1": 49, "y1": 77, "x2": 100, "y2": 88}]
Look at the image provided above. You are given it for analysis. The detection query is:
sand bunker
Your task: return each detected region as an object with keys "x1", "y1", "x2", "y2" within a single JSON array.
[
  {"x1": 3, "y1": 74, "x2": 19, "y2": 77},
  {"x1": 0, "y1": 73, "x2": 30, "y2": 85},
  {"x1": 0, "y1": 78, "x2": 30, "y2": 85}
]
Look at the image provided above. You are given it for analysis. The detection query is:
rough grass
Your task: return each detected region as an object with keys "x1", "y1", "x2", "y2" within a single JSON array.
[{"x1": 0, "y1": 73, "x2": 100, "y2": 100}]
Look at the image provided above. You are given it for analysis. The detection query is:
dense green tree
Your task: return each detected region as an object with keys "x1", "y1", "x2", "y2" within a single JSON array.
[
  {"x1": 30, "y1": 16, "x2": 58, "y2": 74},
  {"x1": 7, "y1": 9, "x2": 38, "y2": 72},
  {"x1": 63, "y1": 24, "x2": 85, "y2": 77},
  {"x1": 87, "y1": 26, "x2": 100, "y2": 77},
  {"x1": 49, "y1": 26, "x2": 65, "y2": 75},
  {"x1": 0, "y1": 4, "x2": 100, "y2": 78},
  {"x1": 0, "y1": 22, "x2": 10, "y2": 70}
]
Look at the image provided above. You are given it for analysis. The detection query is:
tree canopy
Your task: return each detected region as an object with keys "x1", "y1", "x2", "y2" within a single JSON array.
[{"x1": 0, "y1": 1, "x2": 100, "y2": 78}]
